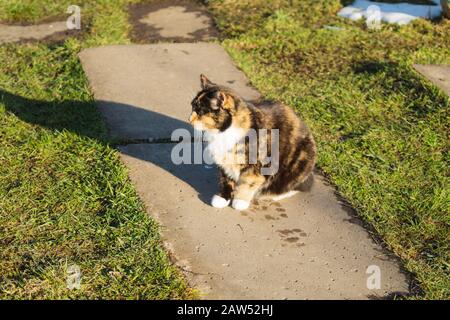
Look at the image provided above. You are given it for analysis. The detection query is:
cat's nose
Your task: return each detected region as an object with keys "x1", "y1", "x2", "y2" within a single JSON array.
[{"x1": 188, "y1": 112, "x2": 198, "y2": 123}]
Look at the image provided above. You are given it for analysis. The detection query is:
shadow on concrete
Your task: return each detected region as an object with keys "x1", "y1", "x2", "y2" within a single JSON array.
[
  {"x1": 119, "y1": 143, "x2": 219, "y2": 205},
  {"x1": 96, "y1": 100, "x2": 193, "y2": 143}
]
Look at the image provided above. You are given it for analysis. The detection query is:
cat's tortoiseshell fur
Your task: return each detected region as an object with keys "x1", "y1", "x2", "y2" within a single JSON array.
[{"x1": 189, "y1": 74, "x2": 316, "y2": 209}]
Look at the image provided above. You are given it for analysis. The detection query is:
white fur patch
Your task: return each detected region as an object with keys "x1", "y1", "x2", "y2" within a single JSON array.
[
  {"x1": 203, "y1": 125, "x2": 246, "y2": 181},
  {"x1": 211, "y1": 195, "x2": 230, "y2": 208},
  {"x1": 232, "y1": 199, "x2": 250, "y2": 211}
]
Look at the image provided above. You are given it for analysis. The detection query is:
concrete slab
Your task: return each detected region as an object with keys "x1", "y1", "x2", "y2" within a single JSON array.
[
  {"x1": 0, "y1": 21, "x2": 68, "y2": 44},
  {"x1": 119, "y1": 143, "x2": 410, "y2": 299},
  {"x1": 129, "y1": 0, "x2": 218, "y2": 43},
  {"x1": 413, "y1": 64, "x2": 450, "y2": 96},
  {"x1": 79, "y1": 44, "x2": 260, "y2": 141}
]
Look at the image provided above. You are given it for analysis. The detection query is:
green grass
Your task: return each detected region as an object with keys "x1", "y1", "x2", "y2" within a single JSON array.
[
  {"x1": 0, "y1": 1, "x2": 193, "y2": 299},
  {"x1": 208, "y1": 0, "x2": 450, "y2": 299}
]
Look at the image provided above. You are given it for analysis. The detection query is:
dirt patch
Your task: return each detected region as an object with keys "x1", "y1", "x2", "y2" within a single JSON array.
[{"x1": 128, "y1": 0, "x2": 218, "y2": 43}]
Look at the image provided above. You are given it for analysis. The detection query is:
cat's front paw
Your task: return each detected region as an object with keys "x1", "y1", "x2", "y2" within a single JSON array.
[
  {"x1": 231, "y1": 199, "x2": 250, "y2": 211},
  {"x1": 211, "y1": 195, "x2": 230, "y2": 208}
]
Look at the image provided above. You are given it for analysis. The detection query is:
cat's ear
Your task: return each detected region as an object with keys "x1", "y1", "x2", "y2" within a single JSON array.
[
  {"x1": 218, "y1": 91, "x2": 235, "y2": 110},
  {"x1": 200, "y1": 74, "x2": 214, "y2": 90},
  {"x1": 207, "y1": 92, "x2": 231, "y2": 110}
]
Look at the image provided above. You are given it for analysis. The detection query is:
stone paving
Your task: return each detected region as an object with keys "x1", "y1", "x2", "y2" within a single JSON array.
[{"x1": 0, "y1": 21, "x2": 69, "y2": 44}]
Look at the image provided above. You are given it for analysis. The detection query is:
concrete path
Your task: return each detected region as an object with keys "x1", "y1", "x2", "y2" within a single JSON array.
[
  {"x1": 80, "y1": 43, "x2": 410, "y2": 299},
  {"x1": 0, "y1": 21, "x2": 68, "y2": 44},
  {"x1": 414, "y1": 64, "x2": 450, "y2": 96}
]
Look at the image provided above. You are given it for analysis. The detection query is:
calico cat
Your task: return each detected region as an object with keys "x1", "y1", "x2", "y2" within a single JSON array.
[{"x1": 189, "y1": 74, "x2": 316, "y2": 211}]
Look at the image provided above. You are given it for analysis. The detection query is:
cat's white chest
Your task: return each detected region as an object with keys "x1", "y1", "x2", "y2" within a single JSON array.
[{"x1": 203, "y1": 126, "x2": 245, "y2": 181}]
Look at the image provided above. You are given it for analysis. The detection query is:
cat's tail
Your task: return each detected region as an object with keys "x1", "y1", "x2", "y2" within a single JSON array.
[{"x1": 295, "y1": 172, "x2": 314, "y2": 192}]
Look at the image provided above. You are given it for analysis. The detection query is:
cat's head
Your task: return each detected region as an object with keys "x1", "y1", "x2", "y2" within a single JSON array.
[{"x1": 189, "y1": 74, "x2": 237, "y2": 132}]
